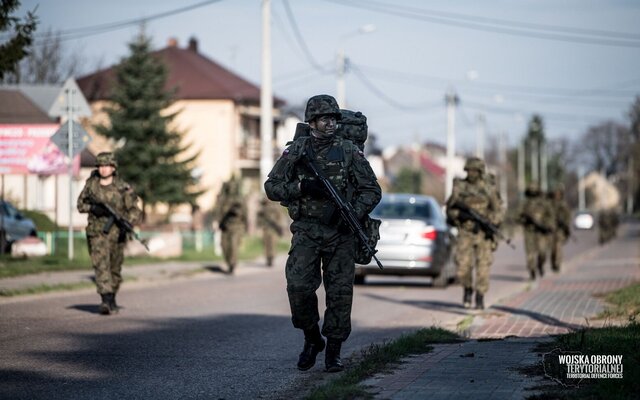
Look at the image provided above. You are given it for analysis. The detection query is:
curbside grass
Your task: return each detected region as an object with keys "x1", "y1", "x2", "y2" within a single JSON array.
[{"x1": 306, "y1": 327, "x2": 461, "y2": 400}]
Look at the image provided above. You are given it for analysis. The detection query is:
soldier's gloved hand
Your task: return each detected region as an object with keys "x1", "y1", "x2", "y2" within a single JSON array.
[
  {"x1": 300, "y1": 179, "x2": 328, "y2": 199},
  {"x1": 90, "y1": 203, "x2": 109, "y2": 217}
]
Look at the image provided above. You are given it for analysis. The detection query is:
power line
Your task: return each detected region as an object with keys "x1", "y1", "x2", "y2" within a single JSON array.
[
  {"x1": 349, "y1": 63, "x2": 443, "y2": 111},
  {"x1": 322, "y1": 0, "x2": 640, "y2": 48},
  {"x1": 281, "y1": 0, "x2": 333, "y2": 74},
  {"x1": 356, "y1": 64, "x2": 639, "y2": 99},
  {"x1": 20, "y1": 0, "x2": 226, "y2": 45}
]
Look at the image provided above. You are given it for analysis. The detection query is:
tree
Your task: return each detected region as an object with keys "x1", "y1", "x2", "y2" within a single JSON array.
[
  {"x1": 95, "y1": 31, "x2": 201, "y2": 217},
  {"x1": 3, "y1": 28, "x2": 84, "y2": 84},
  {"x1": 0, "y1": 0, "x2": 38, "y2": 80},
  {"x1": 578, "y1": 120, "x2": 630, "y2": 177},
  {"x1": 390, "y1": 167, "x2": 423, "y2": 194}
]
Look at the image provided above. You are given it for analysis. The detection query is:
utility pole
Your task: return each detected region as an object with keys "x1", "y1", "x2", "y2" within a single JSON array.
[
  {"x1": 336, "y1": 49, "x2": 346, "y2": 108},
  {"x1": 499, "y1": 132, "x2": 508, "y2": 208},
  {"x1": 66, "y1": 87, "x2": 75, "y2": 260},
  {"x1": 475, "y1": 114, "x2": 485, "y2": 159},
  {"x1": 540, "y1": 141, "x2": 548, "y2": 192},
  {"x1": 444, "y1": 89, "x2": 459, "y2": 199},
  {"x1": 628, "y1": 158, "x2": 634, "y2": 214},
  {"x1": 518, "y1": 139, "x2": 525, "y2": 199},
  {"x1": 578, "y1": 166, "x2": 585, "y2": 211},
  {"x1": 260, "y1": 0, "x2": 274, "y2": 192},
  {"x1": 531, "y1": 138, "x2": 539, "y2": 183}
]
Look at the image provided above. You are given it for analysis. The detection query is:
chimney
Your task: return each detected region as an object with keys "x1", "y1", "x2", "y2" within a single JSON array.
[
  {"x1": 167, "y1": 37, "x2": 178, "y2": 47},
  {"x1": 188, "y1": 37, "x2": 198, "y2": 53}
]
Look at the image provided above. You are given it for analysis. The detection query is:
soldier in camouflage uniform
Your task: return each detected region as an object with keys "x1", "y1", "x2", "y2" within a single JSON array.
[
  {"x1": 598, "y1": 208, "x2": 619, "y2": 244},
  {"x1": 257, "y1": 197, "x2": 283, "y2": 267},
  {"x1": 265, "y1": 94, "x2": 381, "y2": 372},
  {"x1": 548, "y1": 186, "x2": 571, "y2": 272},
  {"x1": 446, "y1": 157, "x2": 503, "y2": 310},
  {"x1": 214, "y1": 176, "x2": 247, "y2": 275},
  {"x1": 519, "y1": 182, "x2": 554, "y2": 280},
  {"x1": 77, "y1": 152, "x2": 142, "y2": 315}
]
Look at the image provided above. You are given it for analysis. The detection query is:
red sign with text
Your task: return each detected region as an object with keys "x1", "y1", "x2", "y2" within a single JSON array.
[{"x1": 0, "y1": 124, "x2": 80, "y2": 175}]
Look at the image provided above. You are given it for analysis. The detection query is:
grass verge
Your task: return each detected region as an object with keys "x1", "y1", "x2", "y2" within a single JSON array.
[
  {"x1": 597, "y1": 282, "x2": 640, "y2": 320},
  {"x1": 0, "y1": 237, "x2": 290, "y2": 279},
  {"x1": 527, "y1": 322, "x2": 640, "y2": 400},
  {"x1": 0, "y1": 282, "x2": 95, "y2": 297},
  {"x1": 306, "y1": 327, "x2": 461, "y2": 400}
]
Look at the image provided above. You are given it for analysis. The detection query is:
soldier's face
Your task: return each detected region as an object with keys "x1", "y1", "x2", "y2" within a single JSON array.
[
  {"x1": 310, "y1": 115, "x2": 337, "y2": 136},
  {"x1": 98, "y1": 165, "x2": 115, "y2": 178},
  {"x1": 467, "y1": 169, "x2": 480, "y2": 183}
]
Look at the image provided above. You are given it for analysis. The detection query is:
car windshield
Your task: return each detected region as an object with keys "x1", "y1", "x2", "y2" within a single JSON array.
[{"x1": 371, "y1": 200, "x2": 433, "y2": 220}]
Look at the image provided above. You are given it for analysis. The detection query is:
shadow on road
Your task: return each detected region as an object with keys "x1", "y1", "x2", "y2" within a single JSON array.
[
  {"x1": 203, "y1": 265, "x2": 227, "y2": 274},
  {"x1": 489, "y1": 274, "x2": 528, "y2": 283},
  {"x1": 490, "y1": 304, "x2": 583, "y2": 331},
  {"x1": 362, "y1": 292, "x2": 470, "y2": 316},
  {"x1": 0, "y1": 312, "x2": 443, "y2": 400},
  {"x1": 66, "y1": 304, "x2": 102, "y2": 315}
]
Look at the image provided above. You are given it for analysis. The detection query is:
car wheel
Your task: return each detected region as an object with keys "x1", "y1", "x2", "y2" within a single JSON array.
[{"x1": 354, "y1": 274, "x2": 366, "y2": 285}]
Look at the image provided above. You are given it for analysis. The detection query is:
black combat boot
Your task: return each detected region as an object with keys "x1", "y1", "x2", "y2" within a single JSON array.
[
  {"x1": 109, "y1": 293, "x2": 119, "y2": 313},
  {"x1": 475, "y1": 293, "x2": 485, "y2": 310},
  {"x1": 325, "y1": 339, "x2": 344, "y2": 372},
  {"x1": 267, "y1": 257, "x2": 273, "y2": 267},
  {"x1": 228, "y1": 264, "x2": 235, "y2": 275},
  {"x1": 297, "y1": 325, "x2": 325, "y2": 371},
  {"x1": 463, "y1": 287, "x2": 473, "y2": 309},
  {"x1": 99, "y1": 294, "x2": 111, "y2": 315},
  {"x1": 529, "y1": 269, "x2": 536, "y2": 281}
]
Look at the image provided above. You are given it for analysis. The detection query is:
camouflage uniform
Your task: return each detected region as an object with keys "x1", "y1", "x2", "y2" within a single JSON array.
[
  {"x1": 257, "y1": 198, "x2": 283, "y2": 267},
  {"x1": 446, "y1": 158, "x2": 503, "y2": 309},
  {"x1": 77, "y1": 152, "x2": 142, "y2": 314},
  {"x1": 214, "y1": 177, "x2": 247, "y2": 274},
  {"x1": 598, "y1": 209, "x2": 619, "y2": 244},
  {"x1": 264, "y1": 94, "x2": 381, "y2": 372},
  {"x1": 519, "y1": 182, "x2": 555, "y2": 280},
  {"x1": 549, "y1": 187, "x2": 571, "y2": 272}
]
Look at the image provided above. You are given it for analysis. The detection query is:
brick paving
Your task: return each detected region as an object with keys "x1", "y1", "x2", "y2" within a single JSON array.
[{"x1": 363, "y1": 222, "x2": 640, "y2": 399}]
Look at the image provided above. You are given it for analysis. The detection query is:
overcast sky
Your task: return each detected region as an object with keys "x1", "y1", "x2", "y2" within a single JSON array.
[{"x1": 17, "y1": 0, "x2": 640, "y2": 151}]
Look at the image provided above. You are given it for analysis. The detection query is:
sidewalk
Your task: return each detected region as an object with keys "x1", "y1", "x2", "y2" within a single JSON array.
[{"x1": 363, "y1": 222, "x2": 640, "y2": 399}]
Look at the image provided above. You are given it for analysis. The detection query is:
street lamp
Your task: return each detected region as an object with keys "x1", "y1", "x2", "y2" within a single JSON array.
[{"x1": 336, "y1": 24, "x2": 377, "y2": 108}]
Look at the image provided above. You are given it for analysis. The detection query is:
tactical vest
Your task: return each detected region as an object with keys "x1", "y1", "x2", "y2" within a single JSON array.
[
  {"x1": 452, "y1": 178, "x2": 494, "y2": 231},
  {"x1": 290, "y1": 136, "x2": 354, "y2": 222}
]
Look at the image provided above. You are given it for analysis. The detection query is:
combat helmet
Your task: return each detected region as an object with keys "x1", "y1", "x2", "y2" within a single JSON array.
[
  {"x1": 95, "y1": 152, "x2": 117, "y2": 168},
  {"x1": 463, "y1": 157, "x2": 485, "y2": 174},
  {"x1": 525, "y1": 181, "x2": 541, "y2": 196},
  {"x1": 304, "y1": 95, "x2": 342, "y2": 122}
]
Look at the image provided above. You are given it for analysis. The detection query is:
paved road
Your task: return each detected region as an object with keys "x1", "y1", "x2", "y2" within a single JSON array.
[{"x1": 0, "y1": 228, "x2": 603, "y2": 399}]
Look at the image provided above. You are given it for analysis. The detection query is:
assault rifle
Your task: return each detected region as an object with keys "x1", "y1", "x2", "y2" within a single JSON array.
[
  {"x1": 88, "y1": 196, "x2": 148, "y2": 251},
  {"x1": 264, "y1": 217, "x2": 284, "y2": 236},
  {"x1": 522, "y1": 214, "x2": 552, "y2": 235},
  {"x1": 301, "y1": 150, "x2": 383, "y2": 270},
  {"x1": 452, "y1": 201, "x2": 516, "y2": 250}
]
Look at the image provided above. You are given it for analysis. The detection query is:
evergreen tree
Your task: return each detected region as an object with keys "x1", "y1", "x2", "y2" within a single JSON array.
[
  {"x1": 96, "y1": 31, "x2": 201, "y2": 215},
  {"x1": 391, "y1": 167, "x2": 424, "y2": 194}
]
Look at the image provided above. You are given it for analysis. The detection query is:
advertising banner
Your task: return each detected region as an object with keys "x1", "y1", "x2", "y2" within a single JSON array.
[{"x1": 0, "y1": 124, "x2": 81, "y2": 175}]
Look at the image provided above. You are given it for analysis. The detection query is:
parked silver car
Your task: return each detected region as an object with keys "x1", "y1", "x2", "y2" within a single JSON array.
[
  {"x1": 0, "y1": 200, "x2": 38, "y2": 251},
  {"x1": 355, "y1": 194, "x2": 454, "y2": 287}
]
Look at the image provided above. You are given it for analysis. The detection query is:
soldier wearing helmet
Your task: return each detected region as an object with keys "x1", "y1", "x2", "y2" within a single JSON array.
[
  {"x1": 446, "y1": 157, "x2": 503, "y2": 310},
  {"x1": 77, "y1": 152, "x2": 142, "y2": 315},
  {"x1": 519, "y1": 181, "x2": 554, "y2": 280},
  {"x1": 213, "y1": 175, "x2": 247, "y2": 274},
  {"x1": 548, "y1": 185, "x2": 571, "y2": 272},
  {"x1": 265, "y1": 94, "x2": 381, "y2": 373}
]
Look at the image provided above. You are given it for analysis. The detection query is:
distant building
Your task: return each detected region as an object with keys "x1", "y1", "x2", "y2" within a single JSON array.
[
  {"x1": 0, "y1": 82, "x2": 93, "y2": 227},
  {"x1": 77, "y1": 37, "x2": 285, "y2": 225}
]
